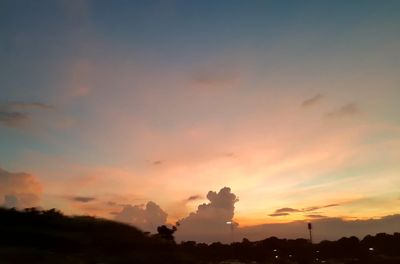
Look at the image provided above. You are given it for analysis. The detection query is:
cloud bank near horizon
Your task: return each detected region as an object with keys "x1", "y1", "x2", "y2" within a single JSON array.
[
  {"x1": 0, "y1": 167, "x2": 42, "y2": 208},
  {"x1": 237, "y1": 214, "x2": 400, "y2": 243}
]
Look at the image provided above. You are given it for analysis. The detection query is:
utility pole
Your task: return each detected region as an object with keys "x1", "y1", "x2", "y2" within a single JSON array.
[{"x1": 308, "y1": 222, "x2": 313, "y2": 244}]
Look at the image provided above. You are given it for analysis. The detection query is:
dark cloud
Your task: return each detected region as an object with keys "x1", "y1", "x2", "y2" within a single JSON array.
[
  {"x1": 326, "y1": 103, "x2": 359, "y2": 118},
  {"x1": 152, "y1": 160, "x2": 163, "y2": 165},
  {"x1": 0, "y1": 101, "x2": 53, "y2": 127},
  {"x1": 186, "y1": 195, "x2": 202, "y2": 202},
  {"x1": 73, "y1": 196, "x2": 96, "y2": 203},
  {"x1": 114, "y1": 201, "x2": 167, "y2": 233},
  {"x1": 0, "y1": 111, "x2": 28, "y2": 126},
  {"x1": 276, "y1": 207, "x2": 301, "y2": 213},
  {"x1": 0, "y1": 167, "x2": 42, "y2": 208},
  {"x1": 176, "y1": 187, "x2": 239, "y2": 243},
  {"x1": 271, "y1": 203, "x2": 341, "y2": 216},
  {"x1": 301, "y1": 94, "x2": 323, "y2": 107},
  {"x1": 269, "y1": 213, "x2": 290, "y2": 217}
]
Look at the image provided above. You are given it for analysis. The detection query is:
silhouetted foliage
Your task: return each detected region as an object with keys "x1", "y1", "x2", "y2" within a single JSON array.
[
  {"x1": 157, "y1": 224, "x2": 177, "y2": 241},
  {"x1": 0, "y1": 207, "x2": 399, "y2": 263},
  {"x1": 0, "y1": 207, "x2": 182, "y2": 263}
]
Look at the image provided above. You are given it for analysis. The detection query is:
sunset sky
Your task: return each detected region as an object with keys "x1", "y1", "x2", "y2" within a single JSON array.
[{"x1": 1, "y1": 0, "x2": 399, "y2": 241}]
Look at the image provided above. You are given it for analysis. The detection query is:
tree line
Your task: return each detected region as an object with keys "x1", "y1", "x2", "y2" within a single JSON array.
[{"x1": 0, "y1": 207, "x2": 399, "y2": 264}]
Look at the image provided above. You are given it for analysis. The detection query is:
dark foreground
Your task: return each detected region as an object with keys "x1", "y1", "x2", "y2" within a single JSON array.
[{"x1": 0, "y1": 207, "x2": 399, "y2": 264}]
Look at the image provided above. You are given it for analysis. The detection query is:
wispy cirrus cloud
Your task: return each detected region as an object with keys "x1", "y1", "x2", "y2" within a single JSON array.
[
  {"x1": 0, "y1": 111, "x2": 28, "y2": 126},
  {"x1": 72, "y1": 196, "x2": 96, "y2": 203},
  {"x1": 270, "y1": 203, "x2": 340, "y2": 217},
  {"x1": 191, "y1": 68, "x2": 240, "y2": 91},
  {"x1": 7, "y1": 101, "x2": 54, "y2": 110},
  {"x1": 269, "y1": 212, "x2": 290, "y2": 217},
  {"x1": 306, "y1": 214, "x2": 327, "y2": 219},
  {"x1": 301, "y1": 94, "x2": 323, "y2": 107},
  {"x1": 275, "y1": 207, "x2": 301, "y2": 213},
  {"x1": 186, "y1": 195, "x2": 203, "y2": 202},
  {"x1": 326, "y1": 103, "x2": 360, "y2": 118},
  {"x1": 0, "y1": 101, "x2": 54, "y2": 127}
]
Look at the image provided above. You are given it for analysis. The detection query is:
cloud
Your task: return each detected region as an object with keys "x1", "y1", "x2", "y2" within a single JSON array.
[
  {"x1": 7, "y1": 101, "x2": 54, "y2": 110},
  {"x1": 324, "y1": 203, "x2": 340, "y2": 208},
  {"x1": 223, "y1": 152, "x2": 236, "y2": 158},
  {"x1": 270, "y1": 203, "x2": 340, "y2": 216},
  {"x1": 152, "y1": 160, "x2": 163, "y2": 165},
  {"x1": 114, "y1": 201, "x2": 167, "y2": 233},
  {"x1": 238, "y1": 214, "x2": 400, "y2": 243},
  {"x1": 0, "y1": 167, "x2": 42, "y2": 208},
  {"x1": 0, "y1": 101, "x2": 53, "y2": 127},
  {"x1": 301, "y1": 94, "x2": 323, "y2": 107},
  {"x1": 186, "y1": 195, "x2": 203, "y2": 202},
  {"x1": 0, "y1": 111, "x2": 28, "y2": 126},
  {"x1": 306, "y1": 214, "x2": 327, "y2": 219},
  {"x1": 192, "y1": 70, "x2": 239, "y2": 90},
  {"x1": 269, "y1": 213, "x2": 290, "y2": 217},
  {"x1": 72, "y1": 196, "x2": 96, "y2": 203},
  {"x1": 176, "y1": 187, "x2": 239, "y2": 242},
  {"x1": 275, "y1": 207, "x2": 301, "y2": 213},
  {"x1": 326, "y1": 103, "x2": 359, "y2": 118}
]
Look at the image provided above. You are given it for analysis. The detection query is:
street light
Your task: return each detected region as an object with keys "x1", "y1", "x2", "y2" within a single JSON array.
[{"x1": 226, "y1": 221, "x2": 234, "y2": 242}]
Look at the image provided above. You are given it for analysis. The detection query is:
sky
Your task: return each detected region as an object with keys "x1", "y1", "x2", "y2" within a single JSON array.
[{"x1": 1, "y1": 0, "x2": 400, "y2": 242}]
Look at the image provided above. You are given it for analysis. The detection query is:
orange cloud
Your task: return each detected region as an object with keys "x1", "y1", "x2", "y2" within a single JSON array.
[{"x1": 0, "y1": 167, "x2": 42, "y2": 208}]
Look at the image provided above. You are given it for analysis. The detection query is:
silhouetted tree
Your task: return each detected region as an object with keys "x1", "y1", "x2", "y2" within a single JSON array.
[{"x1": 157, "y1": 225, "x2": 177, "y2": 241}]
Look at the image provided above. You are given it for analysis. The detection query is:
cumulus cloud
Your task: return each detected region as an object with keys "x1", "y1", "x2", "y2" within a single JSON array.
[
  {"x1": 0, "y1": 101, "x2": 53, "y2": 127},
  {"x1": 176, "y1": 187, "x2": 239, "y2": 242},
  {"x1": 72, "y1": 196, "x2": 96, "y2": 203},
  {"x1": 326, "y1": 103, "x2": 359, "y2": 118},
  {"x1": 301, "y1": 94, "x2": 323, "y2": 107},
  {"x1": 0, "y1": 167, "x2": 42, "y2": 208},
  {"x1": 114, "y1": 201, "x2": 167, "y2": 233}
]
